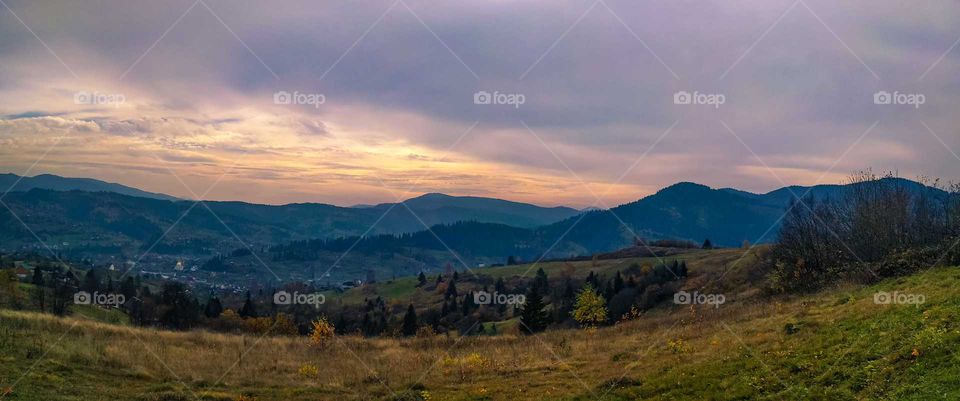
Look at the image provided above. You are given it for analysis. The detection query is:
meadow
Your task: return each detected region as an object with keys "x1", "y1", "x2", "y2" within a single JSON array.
[{"x1": 2, "y1": 249, "x2": 957, "y2": 401}]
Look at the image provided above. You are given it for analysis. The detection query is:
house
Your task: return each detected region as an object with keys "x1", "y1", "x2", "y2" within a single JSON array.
[{"x1": 15, "y1": 267, "x2": 30, "y2": 280}]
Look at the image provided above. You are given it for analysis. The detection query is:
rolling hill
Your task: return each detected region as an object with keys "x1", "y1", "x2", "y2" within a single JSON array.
[
  {"x1": 0, "y1": 175, "x2": 946, "y2": 282},
  {"x1": 0, "y1": 173, "x2": 179, "y2": 201}
]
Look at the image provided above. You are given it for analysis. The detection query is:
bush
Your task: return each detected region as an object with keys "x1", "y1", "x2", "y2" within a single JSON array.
[{"x1": 309, "y1": 316, "x2": 335, "y2": 348}]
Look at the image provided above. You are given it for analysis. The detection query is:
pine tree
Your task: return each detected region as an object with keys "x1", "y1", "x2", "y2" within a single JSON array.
[
  {"x1": 402, "y1": 304, "x2": 418, "y2": 336},
  {"x1": 613, "y1": 271, "x2": 624, "y2": 293},
  {"x1": 31, "y1": 268, "x2": 45, "y2": 313},
  {"x1": 204, "y1": 296, "x2": 223, "y2": 318},
  {"x1": 81, "y1": 269, "x2": 99, "y2": 293},
  {"x1": 519, "y1": 286, "x2": 549, "y2": 334},
  {"x1": 702, "y1": 238, "x2": 713, "y2": 249},
  {"x1": 417, "y1": 272, "x2": 427, "y2": 287},
  {"x1": 461, "y1": 293, "x2": 474, "y2": 315},
  {"x1": 239, "y1": 291, "x2": 257, "y2": 318},
  {"x1": 445, "y1": 279, "x2": 458, "y2": 300},
  {"x1": 534, "y1": 267, "x2": 549, "y2": 293}
]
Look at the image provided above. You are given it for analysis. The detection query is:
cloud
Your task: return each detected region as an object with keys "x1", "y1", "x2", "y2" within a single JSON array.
[{"x1": 0, "y1": 0, "x2": 958, "y2": 207}]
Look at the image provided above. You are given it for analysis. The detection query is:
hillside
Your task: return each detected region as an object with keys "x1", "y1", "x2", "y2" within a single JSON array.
[
  {"x1": 372, "y1": 193, "x2": 580, "y2": 229},
  {"x1": 0, "y1": 189, "x2": 578, "y2": 258},
  {"x1": 0, "y1": 173, "x2": 179, "y2": 201},
  {"x1": 1, "y1": 254, "x2": 957, "y2": 400},
  {"x1": 1, "y1": 177, "x2": 947, "y2": 283}
]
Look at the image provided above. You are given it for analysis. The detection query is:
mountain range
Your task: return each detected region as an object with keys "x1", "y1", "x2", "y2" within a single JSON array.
[
  {"x1": 0, "y1": 173, "x2": 179, "y2": 201},
  {"x1": 0, "y1": 173, "x2": 941, "y2": 280}
]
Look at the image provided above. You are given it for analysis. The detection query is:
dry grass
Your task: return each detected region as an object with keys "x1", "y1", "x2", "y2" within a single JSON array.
[{"x1": 3, "y1": 254, "x2": 958, "y2": 401}]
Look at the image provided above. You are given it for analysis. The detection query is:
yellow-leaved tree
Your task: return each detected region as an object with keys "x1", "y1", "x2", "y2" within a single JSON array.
[
  {"x1": 572, "y1": 284, "x2": 607, "y2": 327},
  {"x1": 309, "y1": 316, "x2": 335, "y2": 348}
]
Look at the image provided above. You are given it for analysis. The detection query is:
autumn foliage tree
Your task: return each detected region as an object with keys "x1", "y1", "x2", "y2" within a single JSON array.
[{"x1": 572, "y1": 284, "x2": 607, "y2": 327}]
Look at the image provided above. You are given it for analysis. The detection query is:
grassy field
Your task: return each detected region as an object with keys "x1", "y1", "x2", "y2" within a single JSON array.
[
  {"x1": 1, "y1": 253, "x2": 958, "y2": 400},
  {"x1": 325, "y1": 248, "x2": 748, "y2": 307}
]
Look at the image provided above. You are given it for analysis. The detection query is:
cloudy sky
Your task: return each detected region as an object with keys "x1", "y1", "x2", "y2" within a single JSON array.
[{"x1": 0, "y1": 0, "x2": 958, "y2": 208}]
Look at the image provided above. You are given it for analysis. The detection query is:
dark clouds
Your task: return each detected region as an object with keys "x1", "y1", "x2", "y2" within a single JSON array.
[{"x1": 0, "y1": 0, "x2": 958, "y2": 206}]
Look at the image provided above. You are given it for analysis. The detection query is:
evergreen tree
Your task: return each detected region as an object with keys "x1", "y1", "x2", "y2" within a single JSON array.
[
  {"x1": 613, "y1": 271, "x2": 624, "y2": 293},
  {"x1": 494, "y1": 277, "x2": 506, "y2": 293},
  {"x1": 120, "y1": 277, "x2": 137, "y2": 299},
  {"x1": 461, "y1": 292, "x2": 474, "y2": 315},
  {"x1": 31, "y1": 267, "x2": 44, "y2": 286},
  {"x1": 158, "y1": 282, "x2": 200, "y2": 330},
  {"x1": 204, "y1": 296, "x2": 223, "y2": 318},
  {"x1": 417, "y1": 272, "x2": 427, "y2": 287},
  {"x1": 239, "y1": 291, "x2": 257, "y2": 318},
  {"x1": 534, "y1": 267, "x2": 549, "y2": 293},
  {"x1": 31, "y1": 268, "x2": 45, "y2": 313},
  {"x1": 519, "y1": 286, "x2": 549, "y2": 334},
  {"x1": 402, "y1": 304, "x2": 418, "y2": 336},
  {"x1": 702, "y1": 238, "x2": 713, "y2": 249},
  {"x1": 81, "y1": 269, "x2": 99, "y2": 293},
  {"x1": 445, "y1": 279, "x2": 458, "y2": 300}
]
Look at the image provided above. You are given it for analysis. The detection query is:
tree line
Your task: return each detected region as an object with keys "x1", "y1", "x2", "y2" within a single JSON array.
[{"x1": 769, "y1": 171, "x2": 960, "y2": 291}]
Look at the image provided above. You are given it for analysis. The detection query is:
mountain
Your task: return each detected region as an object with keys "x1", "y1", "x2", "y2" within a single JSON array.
[
  {"x1": 0, "y1": 173, "x2": 179, "y2": 201},
  {"x1": 1, "y1": 176, "x2": 946, "y2": 282},
  {"x1": 0, "y1": 188, "x2": 580, "y2": 259},
  {"x1": 368, "y1": 193, "x2": 580, "y2": 229},
  {"x1": 536, "y1": 177, "x2": 948, "y2": 253}
]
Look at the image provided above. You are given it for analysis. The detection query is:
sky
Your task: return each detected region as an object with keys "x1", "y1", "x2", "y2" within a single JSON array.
[{"x1": 0, "y1": 0, "x2": 958, "y2": 208}]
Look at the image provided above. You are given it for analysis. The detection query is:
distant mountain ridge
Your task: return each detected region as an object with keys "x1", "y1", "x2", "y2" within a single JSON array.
[
  {"x1": 0, "y1": 173, "x2": 179, "y2": 201},
  {"x1": 0, "y1": 173, "x2": 946, "y2": 282},
  {"x1": 371, "y1": 193, "x2": 581, "y2": 229}
]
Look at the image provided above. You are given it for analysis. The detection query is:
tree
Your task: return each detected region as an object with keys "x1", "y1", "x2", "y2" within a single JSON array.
[
  {"x1": 239, "y1": 291, "x2": 257, "y2": 318},
  {"x1": 31, "y1": 268, "x2": 45, "y2": 313},
  {"x1": 402, "y1": 304, "x2": 418, "y2": 336},
  {"x1": 572, "y1": 284, "x2": 607, "y2": 327},
  {"x1": 444, "y1": 278, "x2": 458, "y2": 300},
  {"x1": 120, "y1": 277, "x2": 137, "y2": 299},
  {"x1": 81, "y1": 269, "x2": 100, "y2": 293},
  {"x1": 158, "y1": 282, "x2": 200, "y2": 330},
  {"x1": 519, "y1": 286, "x2": 549, "y2": 334},
  {"x1": 702, "y1": 239, "x2": 713, "y2": 249},
  {"x1": 461, "y1": 292, "x2": 475, "y2": 315},
  {"x1": 417, "y1": 272, "x2": 427, "y2": 287},
  {"x1": 204, "y1": 296, "x2": 223, "y2": 318},
  {"x1": 613, "y1": 271, "x2": 624, "y2": 294},
  {"x1": 309, "y1": 316, "x2": 335, "y2": 348},
  {"x1": 534, "y1": 268, "x2": 549, "y2": 293}
]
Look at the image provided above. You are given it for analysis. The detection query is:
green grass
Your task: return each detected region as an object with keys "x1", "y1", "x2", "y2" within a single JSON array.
[
  {"x1": 325, "y1": 248, "x2": 741, "y2": 307},
  {"x1": 2, "y1": 254, "x2": 958, "y2": 401},
  {"x1": 566, "y1": 267, "x2": 960, "y2": 401}
]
